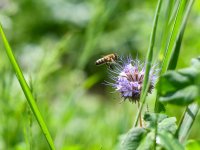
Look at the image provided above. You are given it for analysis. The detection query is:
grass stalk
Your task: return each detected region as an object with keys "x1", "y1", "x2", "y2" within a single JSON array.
[
  {"x1": 176, "y1": 103, "x2": 199, "y2": 143},
  {"x1": 154, "y1": 0, "x2": 193, "y2": 112},
  {"x1": 134, "y1": 0, "x2": 162, "y2": 127},
  {"x1": 0, "y1": 24, "x2": 55, "y2": 150},
  {"x1": 160, "y1": 0, "x2": 187, "y2": 74},
  {"x1": 168, "y1": 0, "x2": 194, "y2": 70}
]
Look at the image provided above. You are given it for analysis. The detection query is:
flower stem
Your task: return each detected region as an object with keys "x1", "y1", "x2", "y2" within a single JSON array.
[
  {"x1": 138, "y1": 102, "x2": 143, "y2": 127},
  {"x1": 134, "y1": 0, "x2": 162, "y2": 127}
]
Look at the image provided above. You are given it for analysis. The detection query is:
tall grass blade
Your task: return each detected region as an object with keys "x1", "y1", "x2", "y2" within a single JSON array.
[
  {"x1": 168, "y1": 0, "x2": 195, "y2": 70},
  {"x1": 154, "y1": 0, "x2": 175, "y2": 113},
  {"x1": 155, "y1": 0, "x2": 194, "y2": 112},
  {"x1": 167, "y1": 28, "x2": 184, "y2": 70},
  {"x1": 0, "y1": 24, "x2": 55, "y2": 150},
  {"x1": 157, "y1": 0, "x2": 175, "y2": 62},
  {"x1": 134, "y1": 0, "x2": 162, "y2": 127},
  {"x1": 176, "y1": 103, "x2": 199, "y2": 143},
  {"x1": 160, "y1": 0, "x2": 187, "y2": 74}
]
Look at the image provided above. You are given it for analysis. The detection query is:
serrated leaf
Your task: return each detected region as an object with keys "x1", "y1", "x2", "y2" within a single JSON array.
[
  {"x1": 157, "y1": 131, "x2": 184, "y2": 150},
  {"x1": 144, "y1": 113, "x2": 167, "y2": 123},
  {"x1": 144, "y1": 113, "x2": 177, "y2": 134},
  {"x1": 144, "y1": 113, "x2": 167, "y2": 128},
  {"x1": 120, "y1": 128, "x2": 147, "y2": 150},
  {"x1": 137, "y1": 132, "x2": 155, "y2": 150},
  {"x1": 186, "y1": 140, "x2": 200, "y2": 150},
  {"x1": 158, "y1": 117, "x2": 177, "y2": 134},
  {"x1": 123, "y1": 113, "x2": 180, "y2": 149}
]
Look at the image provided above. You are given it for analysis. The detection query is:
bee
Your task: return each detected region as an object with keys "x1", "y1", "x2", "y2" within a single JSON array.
[{"x1": 95, "y1": 53, "x2": 118, "y2": 68}]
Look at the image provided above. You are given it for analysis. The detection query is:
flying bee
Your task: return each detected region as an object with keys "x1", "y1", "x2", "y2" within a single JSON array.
[{"x1": 95, "y1": 53, "x2": 118, "y2": 69}]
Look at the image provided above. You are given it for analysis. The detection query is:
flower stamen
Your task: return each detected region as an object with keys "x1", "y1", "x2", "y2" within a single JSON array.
[{"x1": 107, "y1": 56, "x2": 157, "y2": 103}]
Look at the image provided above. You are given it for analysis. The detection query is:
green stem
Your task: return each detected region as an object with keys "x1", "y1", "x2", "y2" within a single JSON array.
[
  {"x1": 153, "y1": 113, "x2": 159, "y2": 150},
  {"x1": 134, "y1": 0, "x2": 162, "y2": 127},
  {"x1": 0, "y1": 24, "x2": 55, "y2": 150}
]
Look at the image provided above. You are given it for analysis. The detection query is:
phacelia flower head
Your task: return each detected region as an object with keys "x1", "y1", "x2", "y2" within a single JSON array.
[{"x1": 107, "y1": 56, "x2": 157, "y2": 102}]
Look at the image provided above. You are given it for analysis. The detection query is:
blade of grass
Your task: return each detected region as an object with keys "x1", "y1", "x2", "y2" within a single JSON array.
[
  {"x1": 168, "y1": 0, "x2": 195, "y2": 70},
  {"x1": 156, "y1": 0, "x2": 175, "y2": 62},
  {"x1": 153, "y1": 0, "x2": 176, "y2": 113},
  {"x1": 176, "y1": 103, "x2": 199, "y2": 143},
  {"x1": 134, "y1": 0, "x2": 162, "y2": 127},
  {"x1": 155, "y1": 0, "x2": 192, "y2": 112},
  {"x1": 160, "y1": 0, "x2": 187, "y2": 74},
  {"x1": 0, "y1": 24, "x2": 55, "y2": 150},
  {"x1": 167, "y1": 27, "x2": 184, "y2": 70}
]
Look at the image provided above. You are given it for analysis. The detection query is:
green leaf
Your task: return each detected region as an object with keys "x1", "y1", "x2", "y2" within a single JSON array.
[
  {"x1": 120, "y1": 128, "x2": 147, "y2": 150},
  {"x1": 144, "y1": 113, "x2": 167, "y2": 128},
  {"x1": 160, "y1": 85, "x2": 199, "y2": 105},
  {"x1": 158, "y1": 117, "x2": 177, "y2": 134},
  {"x1": 186, "y1": 140, "x2": 200, "y2": 150},
  {"x1": 158, "y1": 58, "x2": 200, "y2": 106},
  {"x1": 154, "y1": 98, "x2": 166, "y2": 113},
  {"x1": 157, "y1": 131, "x2": 184, "y2": 150},
  {"x1": 144, "y1": 113, "x2": 177, "y2": 134},
  {"x1": 122, "y1": 114, "x2": 179, "y2": 150},
  {"x1": 137, "y1": 132, "x2": 154, "y2": 150}
]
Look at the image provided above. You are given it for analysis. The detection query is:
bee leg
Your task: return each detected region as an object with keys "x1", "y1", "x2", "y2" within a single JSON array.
[
  {"x1": 110, "y1": 65, "x2": 114, "y2": 70},
  {"x1": 106, "y1": 63, "x2": 110, "y2": 68},
  {"x1": 106, "y1": 63, "x2": 114, "y2": 70}
]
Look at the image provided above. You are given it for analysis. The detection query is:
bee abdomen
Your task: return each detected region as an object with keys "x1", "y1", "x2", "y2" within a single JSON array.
[{"x1": 95, "y1": 58, "x2": 105, "y2": 65}]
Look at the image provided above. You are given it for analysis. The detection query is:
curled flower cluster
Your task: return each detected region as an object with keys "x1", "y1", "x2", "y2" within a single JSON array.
[{"x1": 107, "y1": 56, "x2": 157, "y2": 102}]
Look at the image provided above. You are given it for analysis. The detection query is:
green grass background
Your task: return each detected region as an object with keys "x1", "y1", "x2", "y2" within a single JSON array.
[{"x1": 0, "y1": 0, "x2": 200, "y2": 149}]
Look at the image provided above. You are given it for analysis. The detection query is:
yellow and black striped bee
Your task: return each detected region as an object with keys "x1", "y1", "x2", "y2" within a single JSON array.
[{"x1": 95, "y1": 53, "x2": 118, "y2": 68}]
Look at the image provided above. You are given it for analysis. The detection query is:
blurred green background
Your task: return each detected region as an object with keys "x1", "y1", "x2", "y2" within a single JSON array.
[{"x1": 0, "y1": 0, "x2": 200, "y2": 149}]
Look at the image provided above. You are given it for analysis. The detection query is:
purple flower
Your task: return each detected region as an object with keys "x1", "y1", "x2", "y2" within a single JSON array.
[{"x1": 107, "y1": 56, "x2": 157, "y2": 102}]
